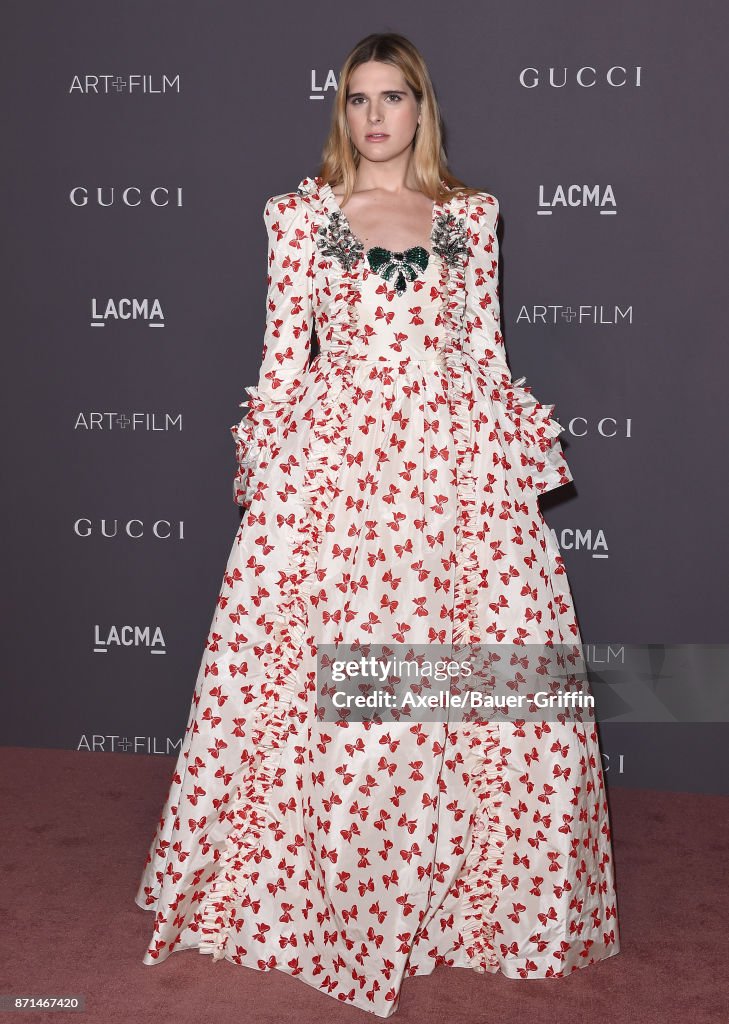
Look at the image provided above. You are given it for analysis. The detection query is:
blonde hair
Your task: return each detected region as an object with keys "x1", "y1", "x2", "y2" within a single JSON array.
[{"x1": 318, "y1": 33, "x2": 486, "y2": 204}]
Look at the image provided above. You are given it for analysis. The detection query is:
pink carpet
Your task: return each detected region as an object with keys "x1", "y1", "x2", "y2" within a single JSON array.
[{"x1": 1, "y1": 746, "x2": 726, "y2": 1023}]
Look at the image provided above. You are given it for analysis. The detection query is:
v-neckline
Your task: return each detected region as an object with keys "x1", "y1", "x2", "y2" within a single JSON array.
[{"x1": 320, "y1": 180, "x2": 441, "y2": 259}]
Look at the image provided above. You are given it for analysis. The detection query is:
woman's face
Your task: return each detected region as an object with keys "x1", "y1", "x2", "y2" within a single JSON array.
[{"x1": 344, "y1": 60, "x2": 420, "y2": 165}]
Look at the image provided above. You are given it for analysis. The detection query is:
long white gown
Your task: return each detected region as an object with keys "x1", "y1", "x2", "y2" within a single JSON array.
[{"x1": 134, "y1": 174, "x2": 620, "y2": 1017}]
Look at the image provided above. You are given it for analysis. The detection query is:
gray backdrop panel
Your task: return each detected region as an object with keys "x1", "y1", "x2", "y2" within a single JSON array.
[{"x1": 2, "y1": 0, "x2": 726, "y2": 794}]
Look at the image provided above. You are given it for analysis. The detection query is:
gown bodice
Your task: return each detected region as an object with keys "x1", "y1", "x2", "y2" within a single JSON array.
[{"x1": 349, "y1": 249, "x2": 446, "y2": 366}]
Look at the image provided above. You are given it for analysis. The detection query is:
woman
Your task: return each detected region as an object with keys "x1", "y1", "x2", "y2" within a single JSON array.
[{"x1": 135, "y1": 32, "x2": 620, "y2": 1017}]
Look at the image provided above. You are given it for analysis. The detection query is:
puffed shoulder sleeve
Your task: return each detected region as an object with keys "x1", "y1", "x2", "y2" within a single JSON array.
[
  {"x1": 463, "y1": 192, "x2": 573, "y2": 495},
  {"x1": 231, "y1": 191, "x2": 315, "y2": 507}
]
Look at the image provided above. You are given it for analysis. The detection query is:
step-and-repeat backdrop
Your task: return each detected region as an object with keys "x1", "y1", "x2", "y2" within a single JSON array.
[{"x1": 3, "y1": 1, "x2": 727, "y2": 794}]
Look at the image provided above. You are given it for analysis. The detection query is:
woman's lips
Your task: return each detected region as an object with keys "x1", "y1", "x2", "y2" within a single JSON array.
[{"x1": 365, "y1": 133, "x2": 389, "y2": 141}]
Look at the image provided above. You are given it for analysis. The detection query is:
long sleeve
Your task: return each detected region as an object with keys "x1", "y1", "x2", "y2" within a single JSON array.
[
  {"x1": 231, "y1": 191, "x2": 315, "y2": 507},
  {"x1": 462, "y1": 192, "x2": 573, "y2": 495}
]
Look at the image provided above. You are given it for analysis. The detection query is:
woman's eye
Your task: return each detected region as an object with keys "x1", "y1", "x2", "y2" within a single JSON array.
[{"x1": 348, "y1": 95, "x2": 402, "y2": 104}]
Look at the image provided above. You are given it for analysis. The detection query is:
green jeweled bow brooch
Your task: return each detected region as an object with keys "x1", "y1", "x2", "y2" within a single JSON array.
[{"x1": 367, "y1": 246, "x2": 430, "y2": 296}]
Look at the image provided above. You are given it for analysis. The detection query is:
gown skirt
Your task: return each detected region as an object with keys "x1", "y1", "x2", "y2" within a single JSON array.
[{"x1": 134, "y1": 175, "x2": 620, "y2": 1017}]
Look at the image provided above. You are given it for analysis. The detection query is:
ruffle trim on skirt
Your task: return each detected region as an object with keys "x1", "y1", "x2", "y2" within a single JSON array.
[
  {"x1": 441, "y1": 355, "x2": 481, "y2": 648},
  {"x1": 433, "y1": 220, "x2": 510, "y2": 975},
  {"x1": 198, "y1": 364, "x2": 355, "y2": 962},
  {"x1": 458, "y1": 720, "x2": 508, "y2": 972}
]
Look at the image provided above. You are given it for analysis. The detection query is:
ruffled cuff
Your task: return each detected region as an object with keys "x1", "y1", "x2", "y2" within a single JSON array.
[
  {"x1": 484, "y1": 372, "x2": 573, "y2": 495},
  {"x1": 230, "y1": 382, "x2": 304, "y2": 507},
  {"x1": 231, "y1": 416, "x2": 267, "y2": 507}
]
